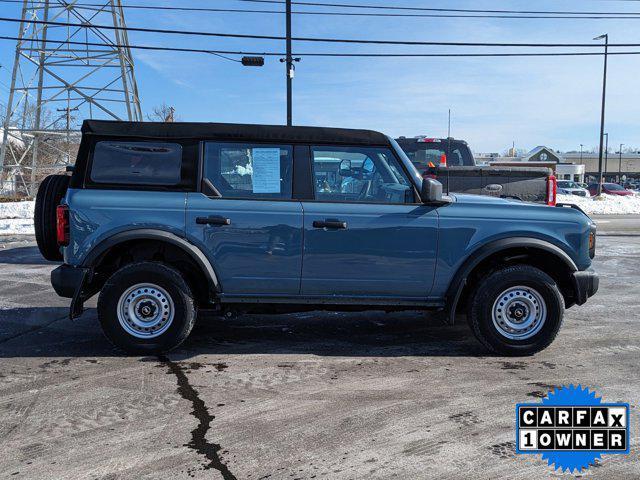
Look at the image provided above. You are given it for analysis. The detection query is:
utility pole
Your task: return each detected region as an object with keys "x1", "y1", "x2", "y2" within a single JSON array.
[
  {"x1": 57, "y1": 106, "x2": 79, "y2": 164},
  {"x1": 280, "y1": 0, "x2": 299, "y2": 126},
  {"x1": 618, "y1": 143, "x2": 624, "y2": 182},
  {"x1": 285, "y1": 0, "x2": 293, "y2": 126},
  {"x1": 604, "y1": 133, "x2": 609, "y2": 180},
  {"x1": 594, "y1": 34, "x2": 608, "y2": 195}
]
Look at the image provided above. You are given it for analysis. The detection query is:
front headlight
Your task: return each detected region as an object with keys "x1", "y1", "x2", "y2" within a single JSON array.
[{"x1": 589, "y1": 226, "x2": 597, "y2": 259}]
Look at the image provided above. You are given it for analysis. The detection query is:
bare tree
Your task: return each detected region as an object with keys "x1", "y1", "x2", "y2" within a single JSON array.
[{"x1": 147, "y1": 103, "x2": 176, "y2": 122}]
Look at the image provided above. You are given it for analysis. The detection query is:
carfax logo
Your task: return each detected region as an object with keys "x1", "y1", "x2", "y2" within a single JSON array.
[{"x1": 515, "y1": 384, "x2": 630, "y2": 473}]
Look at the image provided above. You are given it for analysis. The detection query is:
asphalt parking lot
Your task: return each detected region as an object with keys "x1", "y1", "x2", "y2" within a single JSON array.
[{"x1": 0, "y1": 216, "x2": 638, "y2": 479}]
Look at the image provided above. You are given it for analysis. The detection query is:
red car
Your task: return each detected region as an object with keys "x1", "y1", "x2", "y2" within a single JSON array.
[{"x1": 588, "y1": 183, "x2": 634, "y2": 196}]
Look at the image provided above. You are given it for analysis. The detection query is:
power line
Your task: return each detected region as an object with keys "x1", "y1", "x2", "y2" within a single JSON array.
[
  {"x1": 236, "y1": 0, "x2": 640, "y2": 14},
  {"x1": 2, "y1": 17, "x2": 640, "y2": 48},
  {"x1": 0, "y1": 0, "x2": 639, "y2": 19},
  {"x1": 2, "y1": 35, "x2": 640, "y2": 58},
  {"x1": 0, "y1": 35, "x2": 280, "y2": 56}
]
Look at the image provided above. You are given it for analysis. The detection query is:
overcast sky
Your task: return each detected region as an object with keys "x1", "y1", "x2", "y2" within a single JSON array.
[{"x1": 0, "y1": 0, "x2": 639, "y2": 153}]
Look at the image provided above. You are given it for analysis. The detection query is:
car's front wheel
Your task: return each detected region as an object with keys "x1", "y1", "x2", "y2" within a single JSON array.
[
  {"x1": 97, "y1": 262, "x2": 196, "y2": 354},
  {"x1": 467, "y1": 265, "x2": 565, "y2": 356}
]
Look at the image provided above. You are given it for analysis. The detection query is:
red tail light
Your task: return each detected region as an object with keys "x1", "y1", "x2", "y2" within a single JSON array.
[
  {"x1": 56, "y1": 205, "x2": 70, "y2": 246},
  {"x1": 547, "y1": 175, "x2": 557, "y2": 206}
]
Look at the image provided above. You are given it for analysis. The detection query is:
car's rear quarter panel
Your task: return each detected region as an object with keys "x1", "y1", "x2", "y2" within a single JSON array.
[{"x1": 64, "y1": 189, "x2": 187, "y2": 266}]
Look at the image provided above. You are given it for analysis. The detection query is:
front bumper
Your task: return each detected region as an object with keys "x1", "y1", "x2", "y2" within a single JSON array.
[{"x1": 571, "y1": 268, "x2": 599, "y2": 305}]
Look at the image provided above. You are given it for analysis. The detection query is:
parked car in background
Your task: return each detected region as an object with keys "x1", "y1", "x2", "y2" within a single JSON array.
[
  {"x1": 557, "y1": 180, "x2": 590, "y2": 197},
  {"x1": 588, "y1": 183, "x2": 634, "y2": 197},
  {"x1": 395, "y1": 136, "x2": 556, "y2": 205},
  {"x1": 623, "y1": 180, "x2": 640, "y2": 192},
  {"x1": 36, "y1": 121, "x2": 598, "y2": 356}
]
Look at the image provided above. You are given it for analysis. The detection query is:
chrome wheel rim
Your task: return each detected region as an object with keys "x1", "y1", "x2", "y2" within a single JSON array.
[
  {"x1": 491, "y1": 285, "x2": 547, "y2": 340},
  {"x1": 117, "y1": 283, "x2": 174, "y2": 339}
]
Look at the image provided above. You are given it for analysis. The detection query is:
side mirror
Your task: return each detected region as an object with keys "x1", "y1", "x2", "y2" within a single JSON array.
[{"x1": 420, "y1": 178, "x2": 444, "y2": 203}]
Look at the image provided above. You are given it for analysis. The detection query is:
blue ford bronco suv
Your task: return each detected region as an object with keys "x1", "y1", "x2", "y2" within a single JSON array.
[{"x1": 35, "y1": 120, "x2": 598, "y2": 355}]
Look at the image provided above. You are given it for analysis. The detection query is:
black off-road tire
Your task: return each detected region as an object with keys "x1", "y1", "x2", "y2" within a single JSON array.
[
  {"x1": 34, "y1": 174, "x2": 70, "y2": 261},
  {"x1": 97, "y1": 262, "x2": 197, "y2": 354},
  {"x1": 467, "y1": 265, "x2": 565, "y2": 356}
]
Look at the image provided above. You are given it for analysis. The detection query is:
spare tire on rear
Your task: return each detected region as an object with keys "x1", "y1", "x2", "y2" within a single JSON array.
[{"x1": 34, "y1": 174, "x2": 70, "y2": 261}]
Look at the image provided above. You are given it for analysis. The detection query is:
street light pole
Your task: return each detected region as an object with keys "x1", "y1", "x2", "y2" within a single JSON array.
[
  {"x1": 618, "y1": 143, "x2": 624, "y2": 182},
  {"x1": 594, "y1": 33, "x2": 608, "y2": 195},
  {"x1": 579, "y1": 144, "x2": 583, "y2": 164},
  {"x1": 604, "y1": 133, "x2": 609, "y2": 180}
]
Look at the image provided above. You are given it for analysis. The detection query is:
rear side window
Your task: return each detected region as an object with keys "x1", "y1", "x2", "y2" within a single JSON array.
[
  {"x1": 203, "y1": 142, "x2": 293, "y2": 199},
  {"x1": 90, "y1": 141, "x2": 183, "y2": 185}
]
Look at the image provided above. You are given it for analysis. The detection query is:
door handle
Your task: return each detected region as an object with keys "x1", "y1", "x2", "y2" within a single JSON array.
[
  {"x1": 196, "y1": 215, "x2": 231, "y2": 226},
  {"x1": 313, "y1": 219, "x2": 347, "y2": 230}
]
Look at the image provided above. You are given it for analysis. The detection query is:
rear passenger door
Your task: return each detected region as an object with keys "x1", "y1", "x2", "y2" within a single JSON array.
[
  {"x1": 186, "y1": 142, "x2": 303, "y2": 296},
  {"x1": 301, "y1": 145, "x2": 439, "y2": 298}
]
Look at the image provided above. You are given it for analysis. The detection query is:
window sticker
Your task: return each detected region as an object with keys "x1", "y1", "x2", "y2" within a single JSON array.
[{"x1": 251, "y1": 148, "x2": 281, "y2": 193}]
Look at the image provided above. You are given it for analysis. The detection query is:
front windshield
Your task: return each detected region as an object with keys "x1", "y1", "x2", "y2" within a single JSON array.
[
  {"x1": 388, "y1": 137, "x2": 423, "y2": 188},
  {"x1": 605, "y1": 183, "x2": 625, "y2": 191},
  {"x1": 558, "y1": 181, "x2": 579, "y2": 188},
  {"x1": 395, "y1": 139, "x2": 473, "y2": 169}
]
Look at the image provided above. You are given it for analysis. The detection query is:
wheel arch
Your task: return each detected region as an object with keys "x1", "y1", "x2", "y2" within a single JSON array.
[
  {"x1": 444, "y1": 237, "x2": 578, "y2": 324},
  {"x1": 82, "y1": 229, "x2": 220, "y2": 303}
]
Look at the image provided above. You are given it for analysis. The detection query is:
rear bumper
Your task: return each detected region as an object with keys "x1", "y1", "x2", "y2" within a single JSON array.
[
  {"x1": 51, "y1": 264, "x2": 93, "y2": 319},
  {"x1": 571, "y1": 268, "x2": 599, "y2": 305},
  {"x1": 51, "y1": 264, "x2": 88, "y2": 298}
]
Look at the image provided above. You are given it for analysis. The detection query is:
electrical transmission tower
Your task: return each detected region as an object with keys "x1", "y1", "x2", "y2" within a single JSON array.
[{"x1": 0, "y1": 0, "x2": 142, "y2": 196}]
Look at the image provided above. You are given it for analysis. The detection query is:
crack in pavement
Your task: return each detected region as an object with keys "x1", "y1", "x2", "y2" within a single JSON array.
[{"x1": 159, "y1": 355, "x2": 238, "y2": 480}]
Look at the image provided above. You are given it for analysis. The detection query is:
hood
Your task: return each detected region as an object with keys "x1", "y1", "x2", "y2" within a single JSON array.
[{"x1": 449, "y1": 192, "x2": 593, "y2": 227}]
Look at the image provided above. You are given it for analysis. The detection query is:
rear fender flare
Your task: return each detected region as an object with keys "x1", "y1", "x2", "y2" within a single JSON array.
[{"x1": 81, "y1": 229, "x2": 221, "y2": 296}]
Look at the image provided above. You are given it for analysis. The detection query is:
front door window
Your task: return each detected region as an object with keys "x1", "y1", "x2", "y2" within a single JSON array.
[{"x1": 310, "y1": 146, "x2": 414, "y2": 204}]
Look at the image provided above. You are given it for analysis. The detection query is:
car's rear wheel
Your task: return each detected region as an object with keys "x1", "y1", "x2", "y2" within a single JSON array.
[
  {"x1": 34, "y1": 174, "x2": 70, "y2": 261},
  {"x1": 467, "y1": 265, "x2": 564, "y2": 356},
  {"x1": 97, "y1": 262, "x2": 196, "y2": 354}
]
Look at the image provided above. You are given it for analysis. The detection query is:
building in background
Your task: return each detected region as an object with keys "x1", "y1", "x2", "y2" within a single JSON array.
[
  {"x1": 476, "y1": 146, "x2": 586, "y2": 183},
  {"x1": 564, "y1": 152, "x2": 640, "y2": 183},
  {"x1": 477, "y1": 145, "x2": 640, "y2": 184}
]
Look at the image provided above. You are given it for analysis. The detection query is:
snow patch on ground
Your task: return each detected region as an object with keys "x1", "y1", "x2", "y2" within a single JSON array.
[
  {"x1": 557, "y1": 193, "x2": 640, "y2": 215},
  {"x1": 0, "y1": 201, "x2": 35, "y2": 235}
]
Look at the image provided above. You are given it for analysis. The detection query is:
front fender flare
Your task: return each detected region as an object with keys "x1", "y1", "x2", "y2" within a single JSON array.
[{"x1": 443, "y1": 237, "x2": 577, "y2": 324}]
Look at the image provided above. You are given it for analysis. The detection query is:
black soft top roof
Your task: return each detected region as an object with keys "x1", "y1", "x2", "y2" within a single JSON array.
[{"x1": 82, "y1": 120, "x2": 390, "y2": 146}]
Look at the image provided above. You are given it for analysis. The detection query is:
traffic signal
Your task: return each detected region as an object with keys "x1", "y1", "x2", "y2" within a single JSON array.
[{"x1": 241, "y1": 56, "x2": 264, "y2": 67}]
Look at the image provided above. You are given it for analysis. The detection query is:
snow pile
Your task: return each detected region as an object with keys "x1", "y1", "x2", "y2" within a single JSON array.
[
  {"x1": 557, "y1": 193, "x2": 640, "y2": 215},
  {"x1": 0, "y1": 201, "x2": 35, "y2": 235}
]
